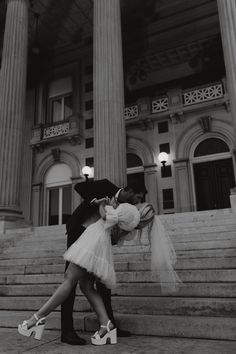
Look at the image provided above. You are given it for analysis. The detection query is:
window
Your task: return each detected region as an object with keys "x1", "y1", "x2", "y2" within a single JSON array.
[
  {"x1": 159, "y1": 143, "x2": 170, "y2": 154},
  {"x1": 48, "y1": 77, "x2": 73, "y2": 123},
  {"x1": 85, "y1": 118, "x2": 93, "y2": 129},
  {"x1": 48, "y1": 186, "x2": 72, "y2": 225},
  {"x1": 49, "y1": 94, "x2": 72, "y2": 123},
  {"x1": 85, "y1": 138, "x2": 94, "y2": 148},
  {"x1": 85, "y1": 100, "x2": 93, "y2": 111},
  {"x1": 85, "y1": 157, "x2": 94, "y2": 167},
  {"x1": 158, "y1": 121, "x2": 169, "y2": 134},
  {"x1": 162, "y1": 188, "x2": 174, "y2": 209},
  {"x1": 45, "y1": 163, "x2": 72, "y2": 226},
  {"x1": 161, "y1": 165, "x2": 172, "y2": 178},
  {"x1": 194, "y1": 138, "x2": 229, "y2": 157},
  {"x1": 127, "y1": 153, "x2": 143, "y2": 168}
]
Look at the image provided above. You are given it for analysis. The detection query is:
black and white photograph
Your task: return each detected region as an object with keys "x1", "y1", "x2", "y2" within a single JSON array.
[{"x1": 0, "y1": 0, "x2": 235, "y2": 353}]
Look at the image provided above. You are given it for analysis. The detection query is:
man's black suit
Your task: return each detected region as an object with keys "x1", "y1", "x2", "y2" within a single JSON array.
[{"x1": 61, "y1": 179, "x2": 120, "y2": 334}]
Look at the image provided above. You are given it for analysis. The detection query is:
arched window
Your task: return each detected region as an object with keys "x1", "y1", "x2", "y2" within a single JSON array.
[
  {"x1": 127, "y1": 153, "x2": 145, "y2": 196},
  {"x1": 127, "y1": 153, "x2": 143, "y2": 168},
  {"x1": 194, "y1": 138, "x2": 229, "y2": 157},
  {"x1": 45, "y1": 163, "x2": 72, "y2": 225}
]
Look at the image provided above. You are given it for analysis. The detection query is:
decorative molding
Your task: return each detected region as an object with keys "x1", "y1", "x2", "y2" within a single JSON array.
[
  {"x1": 51, "y1": 148, "x2": 61, "y2": 162},
  {"x1": 43, "y1": 122, "x2": 69, "y2": 139},
  {"x1": 152, "y1": 96, "x2": 168, "y2": 113},
  {"x1": 124, "y1": 105, "x2": 138, "y2": 120},
  {"x1": 183, "y1": 83, "x2": 223, "y2": 106},
  {"x1": 169, "y1": 111, "x2": 184, "y2": 124},
  {"x1": 198, "y1": 115, "x2": 212, "y2": 133},
  {"x1": 224, "y1": 99, "x2": 230, "y2": 112},
  {"x1": 139, "y1": 119, "x2": 154, "y2": 130}
]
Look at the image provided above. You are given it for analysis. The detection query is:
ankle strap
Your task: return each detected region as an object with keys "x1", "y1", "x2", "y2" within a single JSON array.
[
  {"x1": 34, "y1": 313, "x2": 46, "y2": 325},
  {"x1": 100, "y1": 320, "x2": 111, "y2": 332}
]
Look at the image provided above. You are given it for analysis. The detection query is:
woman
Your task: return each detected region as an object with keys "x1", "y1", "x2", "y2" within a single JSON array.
[{"x1": 18, "y1": 199, "x2": 141, "y2": 346}]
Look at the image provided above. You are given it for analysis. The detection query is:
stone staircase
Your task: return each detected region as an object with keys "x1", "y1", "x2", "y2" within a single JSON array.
[{"x1": 0, "y1": 208, "x2": 236, "y2": 340}]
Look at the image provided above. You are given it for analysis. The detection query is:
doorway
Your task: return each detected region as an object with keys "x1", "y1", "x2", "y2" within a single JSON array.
[
  {"x1": 193, "y1": 158, "x2": 235, "y2": 210},
  {"x1": 44, "y1": 163, "x2": 72, "y2": 225}
]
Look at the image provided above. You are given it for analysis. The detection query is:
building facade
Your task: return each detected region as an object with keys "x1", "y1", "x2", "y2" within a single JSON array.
[{"x1": 0, "y1": 0, "x2": 236, "y2": 230}]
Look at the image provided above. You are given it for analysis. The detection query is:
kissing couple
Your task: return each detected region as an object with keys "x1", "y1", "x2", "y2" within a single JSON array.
[{"x1": 18, "y1": 179, "x2": 181, "y2": 345}]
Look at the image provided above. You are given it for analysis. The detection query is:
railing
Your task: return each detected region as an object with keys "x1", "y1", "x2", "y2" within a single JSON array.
[
  {"x1": 183, "y1": 83, "x2": 223, "y2": 106},
  {"x1": 43, "y1": 121, "x2": 69, "y2": 139},
  {"x1": 124, "y1": 105, "x2": 139, "y2": 119},
  {"x1": 125, "y1": 82, "x2": 224, "y2": 120},
  {"x1": 152, "y1": 96, "x2": 168, "y2": 113}
]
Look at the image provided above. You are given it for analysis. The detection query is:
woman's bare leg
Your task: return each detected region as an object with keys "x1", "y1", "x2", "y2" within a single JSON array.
[
  {"x1": 25, "y1": 263, "x2": 86, "y2": 328},
  {"x1": 79, "y1": 275, "x2": 114, "y2": 335}
]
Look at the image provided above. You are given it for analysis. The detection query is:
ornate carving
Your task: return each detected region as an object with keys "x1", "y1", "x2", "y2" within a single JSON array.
[
  {"x1": 51, "y1": 148, "x2": 61, "y2": 162},
  {"x1": 67, "y1": 135, "x2": 81, "y2": 145},
  {"x1": 198, "y1": 115, "x2": 212, "y2": 133},
  {"x1": 152, "y1": 97, "x2": 168, "y2": 113},
  {"x1": 139, "y1": 119, "x2": 154, "y2": 130},
  {"x1": 43, "y1": 122, "x2": 69, "y2": 139},
  {"x1": 124, "y1": 105, "x2": 138, "y2": 120},
  {"x1": 224, "y1": 99, "x2": 230, "y2": 112},
  {"x1": 169, "y1": 111, "x2": 184, "y2": 124},
  {"x1": 183, "y1": 83, "x2": 223, "y2": 106}
]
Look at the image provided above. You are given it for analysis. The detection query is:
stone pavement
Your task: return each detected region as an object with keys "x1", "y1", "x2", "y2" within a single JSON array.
[{"x1": 0, "y1": 329, "x2": 235, "y2": 354}]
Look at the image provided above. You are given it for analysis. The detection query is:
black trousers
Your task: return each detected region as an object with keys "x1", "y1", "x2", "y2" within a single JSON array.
[{"x1": 61, "y1": 225, "x2": 116, "y2": 334}]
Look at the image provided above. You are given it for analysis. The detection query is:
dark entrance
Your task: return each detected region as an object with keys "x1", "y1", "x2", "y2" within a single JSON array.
[{"x1": 193, "y1": 158, "x2": 235, "y2": 211}]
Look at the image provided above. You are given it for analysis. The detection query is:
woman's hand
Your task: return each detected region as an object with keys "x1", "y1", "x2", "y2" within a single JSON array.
[{"x1": 92, "y1": 197, "x2": 110, "y2": 205}]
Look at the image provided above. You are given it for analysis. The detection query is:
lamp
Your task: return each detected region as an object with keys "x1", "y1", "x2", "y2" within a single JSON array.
[
  {"x1": 158, "y1": 152, "x2": 169, "y2": 166},
  {"x1": 82, "y1": 166, "x2": 92, "y2": 181}
]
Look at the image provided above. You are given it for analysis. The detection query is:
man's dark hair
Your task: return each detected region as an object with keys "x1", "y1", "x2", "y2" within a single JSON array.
[{"x1": 124, "y1": 182, "x2": 147, "y2": 194}]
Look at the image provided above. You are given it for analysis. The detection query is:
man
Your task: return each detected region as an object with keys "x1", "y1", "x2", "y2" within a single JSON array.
[{"x1": 61, "y1": 178, "x2": 147, "y2": 345}]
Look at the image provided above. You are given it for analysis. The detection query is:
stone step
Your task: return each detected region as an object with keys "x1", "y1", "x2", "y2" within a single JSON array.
[
  {"x1": 1, "y1": 247, "x2": 236, "y2": 262},
  {"x1": 1, "y1": 282, "x2": 236, "y2": 298},
  {"x1": 1, "y1": 269, "x2": 236, "y2": 285},
  {"x1": 2, "y1": 237, "x2": 236, "y2": 258},
  {"x1": 5, "y1": 230, "x2": 236, "y2": 251},
  {"x1": 0, "y1": 257, "x2": 64, "y2": 266},
  {"x1": 1, "y1": 295, "x2": 236, "y2": 317},
  {"x1": 1, "y1": 256, "x2": 236, "y2": 276},
  {"x1": 116, "y1": 269, "x2": 236, "y2": 283},
  {"x1": 0, "y1": 310, "x2": 235, "y2": 340},
  {"x1": 159, "y1": 208, "x2": 232, "y2": 222},
  {"x1": 164, "y1": 217, "x2": 236, "y2": 229}
]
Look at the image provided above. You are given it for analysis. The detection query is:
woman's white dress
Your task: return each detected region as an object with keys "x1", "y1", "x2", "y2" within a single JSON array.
[{"x1": 63, "y1": 203, "x2": 140, "y2": 289}]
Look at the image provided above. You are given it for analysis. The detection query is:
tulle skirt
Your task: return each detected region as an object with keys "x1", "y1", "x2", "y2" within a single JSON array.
[{"x1": 64, "y1": 219, "x2": 116, "y2": 289}]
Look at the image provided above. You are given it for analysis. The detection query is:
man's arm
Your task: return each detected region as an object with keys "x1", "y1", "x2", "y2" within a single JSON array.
[{"x1": 74, "y1": 179, "x2": 120, "y2": 204}]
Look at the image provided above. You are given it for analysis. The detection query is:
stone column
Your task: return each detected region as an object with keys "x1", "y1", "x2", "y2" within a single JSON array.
[
  {"x1": 174, "y1": 158, "x2": 193, "y2": 212},
  {"x1": 217, "y1": 1, "x2": 236, "y2": 141},
  {"x1": 144, "y1": 164, "x2": 159, "y2": 213},
  {"x1": 0, "y1": 0, "x2": 29, "y2": 223},
  {"x1": 93, "y1": 0, "x2": 127, "y2": 186},
  {"x1": 31, "y1": 183, "x2": 42, "y2": 226}
]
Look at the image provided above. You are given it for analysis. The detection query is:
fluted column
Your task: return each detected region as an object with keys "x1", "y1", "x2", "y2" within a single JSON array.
[
  {"x1": 93, "y1": 0, "x2": 127, "y2": 186},
  {"x1": 0, "y1": 0, "x2": 29, "y2": 219},
  {"x1": 217, "y1": 0, "x2": 236, "y2": 141}
]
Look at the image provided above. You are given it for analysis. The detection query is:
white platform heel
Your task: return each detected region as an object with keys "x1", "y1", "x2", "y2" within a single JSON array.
[
  {"x1": 18, "y1": 313, "x2": 46, "y2": 340},
  {"x1": 91, "y1": 320, "x2": 117, "y2": 345}
]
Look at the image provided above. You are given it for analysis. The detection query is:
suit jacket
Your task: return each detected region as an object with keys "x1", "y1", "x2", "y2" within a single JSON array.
[{"x1": 66, "y1": 179, "x2": 120, "y2": 239}]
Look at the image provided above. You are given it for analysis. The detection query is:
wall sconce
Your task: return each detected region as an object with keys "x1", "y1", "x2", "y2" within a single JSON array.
[
  {"x1": 82, "y1": 166, "x2": 92, "y2": 181},
  {"x1": 158, "y1": 152, "x2": 169, "y2": 167}
]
